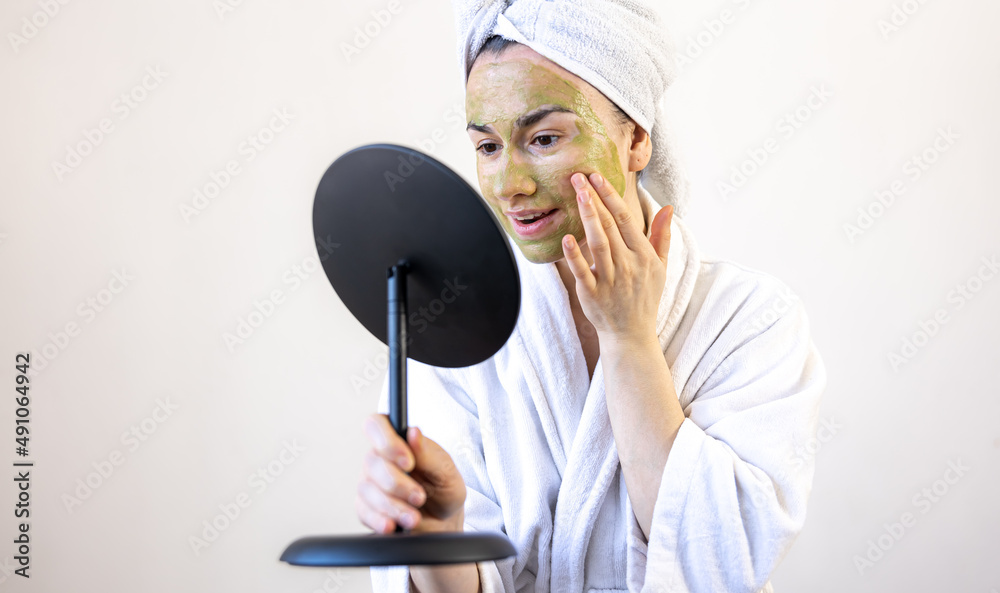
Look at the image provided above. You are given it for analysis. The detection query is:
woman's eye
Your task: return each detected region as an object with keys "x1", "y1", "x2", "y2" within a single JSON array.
[
  {"x1": 533, "y1": 135, "x2": 558, "y2": 148},
  {"x1": 477, "y1": 142, "x2": 500, "y2": 156}
]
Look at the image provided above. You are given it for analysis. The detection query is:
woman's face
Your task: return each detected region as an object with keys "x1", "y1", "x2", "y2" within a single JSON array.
[{"x1": 466, "y1": 45, "x2": 634, "y2": 264}]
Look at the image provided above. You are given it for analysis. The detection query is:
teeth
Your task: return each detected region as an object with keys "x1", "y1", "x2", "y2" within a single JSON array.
[{"x1": 512, "y1": 210, "x2": 550, "y2": 221}]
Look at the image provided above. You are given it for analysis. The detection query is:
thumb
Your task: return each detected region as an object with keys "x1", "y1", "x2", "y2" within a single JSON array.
[
  {"x1": 407, "y1": 426, "x2": 422, "y2": 456},
  {"x1": 649, "y1": 205, "x2": 673, "y2": 266},
  {"x1": 407, "y1": 426, "x2": 439, "y2": 471},
  {"x1": 406, "y1": 427, "x2": 453, "y2": 479}
]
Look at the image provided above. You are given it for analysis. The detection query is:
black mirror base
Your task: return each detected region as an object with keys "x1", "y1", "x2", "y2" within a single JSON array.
[{"x1": 280, "y1": 531, "x2": 517, "y2": 567}]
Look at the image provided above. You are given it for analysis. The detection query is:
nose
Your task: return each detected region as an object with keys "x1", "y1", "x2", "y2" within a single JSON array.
[{"x1": 491, "y1": 149, "x2": 536, "y2": 201}]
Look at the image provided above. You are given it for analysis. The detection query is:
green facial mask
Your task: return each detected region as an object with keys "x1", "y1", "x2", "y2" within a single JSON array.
[{"x1": 466, "y1": 58, "x2": 627, "y2": 263}]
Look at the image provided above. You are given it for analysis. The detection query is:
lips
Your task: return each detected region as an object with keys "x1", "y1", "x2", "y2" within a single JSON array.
[{"x1": 507, "y1": 208, "x2": 560, "y2": 239}]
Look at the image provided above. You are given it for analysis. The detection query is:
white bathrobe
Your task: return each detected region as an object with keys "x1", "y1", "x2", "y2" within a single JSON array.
[{"x1": 370, "y1": 182, "x2": 826, "y2": 593}]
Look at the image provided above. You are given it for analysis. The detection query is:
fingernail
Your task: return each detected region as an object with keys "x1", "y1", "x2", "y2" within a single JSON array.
[
  {"x1": 410, "y1": 490, "x2": 425, "y2": 506},
  {"x1": 397, "y1": 455, "x2": 410, "y2": 469},
  {"x1": 403, "y1": 511, "x2": 419, "y2": 528},
  {"x1": 563, "y1": 235, "x2": 574, "y2": 250},
  {"x1": 571, "y1": 173, "x2": 585, "y2": 189},
  {"x1": 591, "y1": 173, "x2": 604, "y2": 188}
]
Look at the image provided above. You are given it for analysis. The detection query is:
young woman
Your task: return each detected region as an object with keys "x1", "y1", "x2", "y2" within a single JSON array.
[{"x1": 359, "y1": 4, "x2": 826, "y2": 592}]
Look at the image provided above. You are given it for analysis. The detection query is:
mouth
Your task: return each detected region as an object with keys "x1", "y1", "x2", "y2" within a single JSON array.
[{"x1": 507, "y1": 208, "x2": 559, "y2": 238}]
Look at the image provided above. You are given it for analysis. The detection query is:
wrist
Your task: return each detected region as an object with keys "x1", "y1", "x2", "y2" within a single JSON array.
[{"x1": 600, "y1": 328, "x2": 659, "y2": 352}]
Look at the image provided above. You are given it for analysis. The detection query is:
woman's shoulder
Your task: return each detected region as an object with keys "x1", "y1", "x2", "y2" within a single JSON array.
[
  {"x1": 682, "y1": 251, "x2": 814, "y2": 347},
  {"x1": 692, "y1": 252, "x2": 805, "y2": 311}
]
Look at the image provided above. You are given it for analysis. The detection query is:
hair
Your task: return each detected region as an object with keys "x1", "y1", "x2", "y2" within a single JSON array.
[{"x1": 473, "y1": 35, "x2": 634, "y2": 137}]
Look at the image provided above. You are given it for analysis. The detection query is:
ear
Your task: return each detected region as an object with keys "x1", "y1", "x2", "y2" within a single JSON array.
[{"x1": 627, "y1": 123, "x2": 652, "y2": 174}]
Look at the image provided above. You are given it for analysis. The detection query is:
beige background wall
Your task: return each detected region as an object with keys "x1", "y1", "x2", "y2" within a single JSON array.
[{"x1": 1, "y1": 0, "x2": 997, "y2": 591}]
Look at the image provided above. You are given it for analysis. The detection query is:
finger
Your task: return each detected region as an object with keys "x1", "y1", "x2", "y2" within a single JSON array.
[
  {"x1": 561, "y1": 233, "x2": 597, "y2": 293},
  {"x1": 648, "y1": 205, "x2": 674, "y2": 267},
  {"x1": 587, "y1": 172, "x2": 646, "y2": 251},
  {"x1": 364, "y1": 449, "x2": 427, "y2": 507},
  {"x1": 575, "y1": 172, "x2": 626, "y2": 254},
  {"x1": 571, "y1": 172, "x2": 615, "y2": 280},
  {"x1": 365, "y1": 413, "x2": 414, "y2": 472},
  {"x1": 359, "y1": 480, "x2": 421, "y2": 529},
  {"x1": 356, "y1": 493, "x2": 394, "y2": 533},
  {"x1": 357, "y1": 483, "x2": 420, "y2": 532}
]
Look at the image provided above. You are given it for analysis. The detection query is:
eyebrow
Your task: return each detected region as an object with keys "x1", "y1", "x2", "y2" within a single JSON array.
[{"x1": 466, "y1": 105, "x2": 575, "y2": 134}]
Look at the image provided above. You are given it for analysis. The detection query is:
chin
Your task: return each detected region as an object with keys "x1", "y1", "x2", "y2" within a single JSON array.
[{"x1": 513, "y1": 241, "x2": 565, "y2": 265}]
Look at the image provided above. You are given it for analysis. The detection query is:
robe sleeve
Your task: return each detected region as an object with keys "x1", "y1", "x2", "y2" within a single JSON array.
[
  {"x1": 625, "y1": 272, "x2": 827, "y2": 593},
  {"x1": 369, "y1": 360, "x2": 515, "y2": 593}
]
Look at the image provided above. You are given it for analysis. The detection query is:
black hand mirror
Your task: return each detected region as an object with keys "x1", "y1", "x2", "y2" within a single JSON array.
[{"x1": 279, "y1": 144, "x2": 520, "y2": 566}]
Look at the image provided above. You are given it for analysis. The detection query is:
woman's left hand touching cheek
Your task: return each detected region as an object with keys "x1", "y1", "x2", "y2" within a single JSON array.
[{"x1": 561, "y1": 171, "x2": 674, "y2": 345}]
